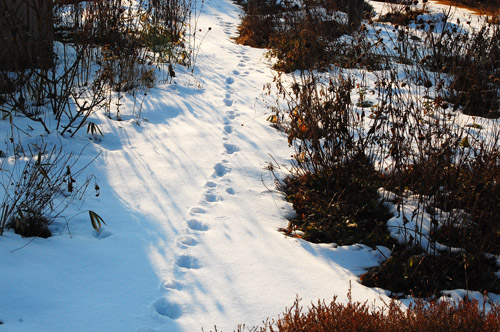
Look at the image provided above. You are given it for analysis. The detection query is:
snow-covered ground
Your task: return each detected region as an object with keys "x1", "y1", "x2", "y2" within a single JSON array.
[
  {"x1": 1, "y1": 0, "x2": 498, "y2": 331},
  {"x1": 0, "y1": 1, "x2": 391, "y2": 331}
]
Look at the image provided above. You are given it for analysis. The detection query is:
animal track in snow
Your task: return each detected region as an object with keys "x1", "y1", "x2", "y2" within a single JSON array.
[
  {"x1": 186, "y1": 219, "x2": 209, "y2": 231},
  {"x1": 232, "y1": 70, "x2": 240, "y2": 76},
  {"x1": 224, "y1": 125, "x2": 233, "y2": 134},
  {"x1": 161, "y1": 279, "x2": 183, "y2": 290},
  {"x1": 223, "y1": 143, "x2": 239, "y2": 154},
  {"x1": 226, "y1": 77, "x2": 235, "y2": 85},
  {"x1": 151, "y1": 298, "x2": 182, "y2": 319},
  {"x1": 190, "y1": 207, "x2": 206, "y2": 215},
  {"x1": 175, "y1": 255, "x2": 201, "y2": 269},
  {"x1": 226, "y1": 187, "x2": 235, "y2": 195},
  {"x1": 223, "y1": 95, "x2": 233, "y2": 107},
  {"x1": 205, "y1": 192, "x2": 220, "y2": 203},
  {"x1": 220, "y1": 22, "x2": 233, "y2": 35},
  {"x1": 226, "y1": 110, "x2": 239, "y2": 120},
  {"x1": 213, "y1": 162, "x2": 231, "y2": 177},
  {"x1": 205, "y1": 181, "x2": 217, "y2": 188},
  {"x1": 177, "y1": 235, "x2": 198, "y2": 247}
]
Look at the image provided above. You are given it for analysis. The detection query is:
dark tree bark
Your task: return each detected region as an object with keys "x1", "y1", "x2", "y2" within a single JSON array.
[
  {"x1": 0, "y1": 0, "x2": 53, "y2": 70},
  {"x1": 348, "y1": 0, "x2": 364, "y2": 31}
]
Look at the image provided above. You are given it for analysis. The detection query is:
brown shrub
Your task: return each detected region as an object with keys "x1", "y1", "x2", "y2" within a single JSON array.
[
  {"x1": 234, "y1": 0, "x2": 282, "y2": 48},
  {"x1": 215, "y1": 295, "x2": 500, "y2": 332}
]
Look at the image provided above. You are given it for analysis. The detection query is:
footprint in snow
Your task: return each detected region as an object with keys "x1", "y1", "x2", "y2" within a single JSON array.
[
  {"x1": 226, "y1": 110, "x2": 239, "y2": 120},
  {"x1": 223, "y1": 96, "x2": 233, "y2": 107},
  {"x1": 220, "y1": 21, "x2": 233, "y2": 28},
  {"x1": 226, "y1": 77, "x2": 235, "y2": 85},
  {"x1": 232, "y1": 70, "x2": 240, "y2": 76},
  {"x1": 224, "y1": 125, "x2": 233, "y2": 134},
  {"x1": 190, "y1": 207, "x2": 206, "y2": 214},
  {"x1": 226, "y1": 187, "x2": 235, "y2": 195},
  {"x1": 175, "y1": 254, "x2": 201, "y2": 269},
  {"x1": 223, "y1": 143, "x2": 239, "y2": 154},
  {"x1": 213, "y1": 162, "x2": 231, "y2": 177},
  {"x1": 161, "y1": 279, "x2": 183, "y2": 290},
  {"x1": 205, "y1": 181, "x2": 217, "y2": 188},
  {"x1": 177, "y1": 235, "x2": 198, "y2": 248},
  {"x1": 151, "y1": 298, "x2": 182, "y2": 319},
  {"x1": 186, "y1": 219, "x2": 209, "y2": 232},
  {"x1": 204, "y1": 192, "x2": 220, "y2": 203}
]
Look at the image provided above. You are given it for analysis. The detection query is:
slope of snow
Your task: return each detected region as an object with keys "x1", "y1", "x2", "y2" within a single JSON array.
[{"x1": 3, "y1": 0, "x2": 470, "y2": 331}]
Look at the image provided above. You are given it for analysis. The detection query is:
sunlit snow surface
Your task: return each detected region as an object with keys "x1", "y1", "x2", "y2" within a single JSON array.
[{"x1": 0, "y1": 1, "x2": 497, "y2": 331}]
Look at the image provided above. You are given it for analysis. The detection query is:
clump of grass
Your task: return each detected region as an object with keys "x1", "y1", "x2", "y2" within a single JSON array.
[
  {"x1": 267, "y1": 3, "x2": 347, "y2": 72},
  {"x1": 362, "y1": 250, "x2": 500, "y2": 297},
  {"x1": 236, "y1": 0, "x2": 377, "y2": 71},
  {"x1": 270, "y1": 71, "x2": 394, "y2": 246},
  {"x1": 0, "y1": 143, "x2": 96, "y2": 238},
  {"x1": 281, "y1": 154, "x2": 393, "y2": 246},
  {"x1": 214, "y1": 294, "x2": 500, "y2": 332},
  {"x1": 446, "y1": 24, "x2": 500, "y2": 117},
  {"x1": 377, "y1": 1, "x2": 428, "y2": 26},
  {"x1": 234, "y1": 0, "x2": 283, "y2": 48}
]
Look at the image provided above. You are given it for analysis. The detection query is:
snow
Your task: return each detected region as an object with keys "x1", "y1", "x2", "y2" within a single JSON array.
[
  {"x1": 0, "y1": 1, "x2": 390, "y2": 331},
  {"x1": 1, "y1": 0, "x2": 499, "y2": 330}
]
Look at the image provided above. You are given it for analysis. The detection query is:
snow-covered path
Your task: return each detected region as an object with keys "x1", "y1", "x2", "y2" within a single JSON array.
[{"x1": 0, "y1": 1, "x2": 389, "y2": 331}]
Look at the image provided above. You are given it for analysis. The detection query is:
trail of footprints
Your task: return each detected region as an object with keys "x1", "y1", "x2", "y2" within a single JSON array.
[{"x1": 147, "y1": 17, "x2": 247, "y2": 323}]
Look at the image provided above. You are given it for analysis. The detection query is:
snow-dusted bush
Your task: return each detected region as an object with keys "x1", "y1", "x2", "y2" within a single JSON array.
[
  {"x1": 0, "y1": 143, "x2": 97, "y2": 238},
  {"x1": 266, "y1": 1, "x2": 500, "y2": 296}
]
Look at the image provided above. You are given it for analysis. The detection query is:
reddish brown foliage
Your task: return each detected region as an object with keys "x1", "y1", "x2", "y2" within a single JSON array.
[{"x1": 254, "y1": 296, "x2": 500, "y2": 332}]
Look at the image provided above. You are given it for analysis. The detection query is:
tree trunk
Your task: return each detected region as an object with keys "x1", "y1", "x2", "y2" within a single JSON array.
[
  {"x1": 0, "y1": 0, "x2": 53, "y2": 70},
  {"x1": 348, "y1": 0, "x2": 364, "y2": 31}
]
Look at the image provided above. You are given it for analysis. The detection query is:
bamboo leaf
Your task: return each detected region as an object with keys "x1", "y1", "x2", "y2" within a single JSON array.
[
  {"x1": 89, "y1": 210, "x2": 106, "y2": 233},
  {"x1": 36, "y1": 150, "x2": 42, "y2": 166}
]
